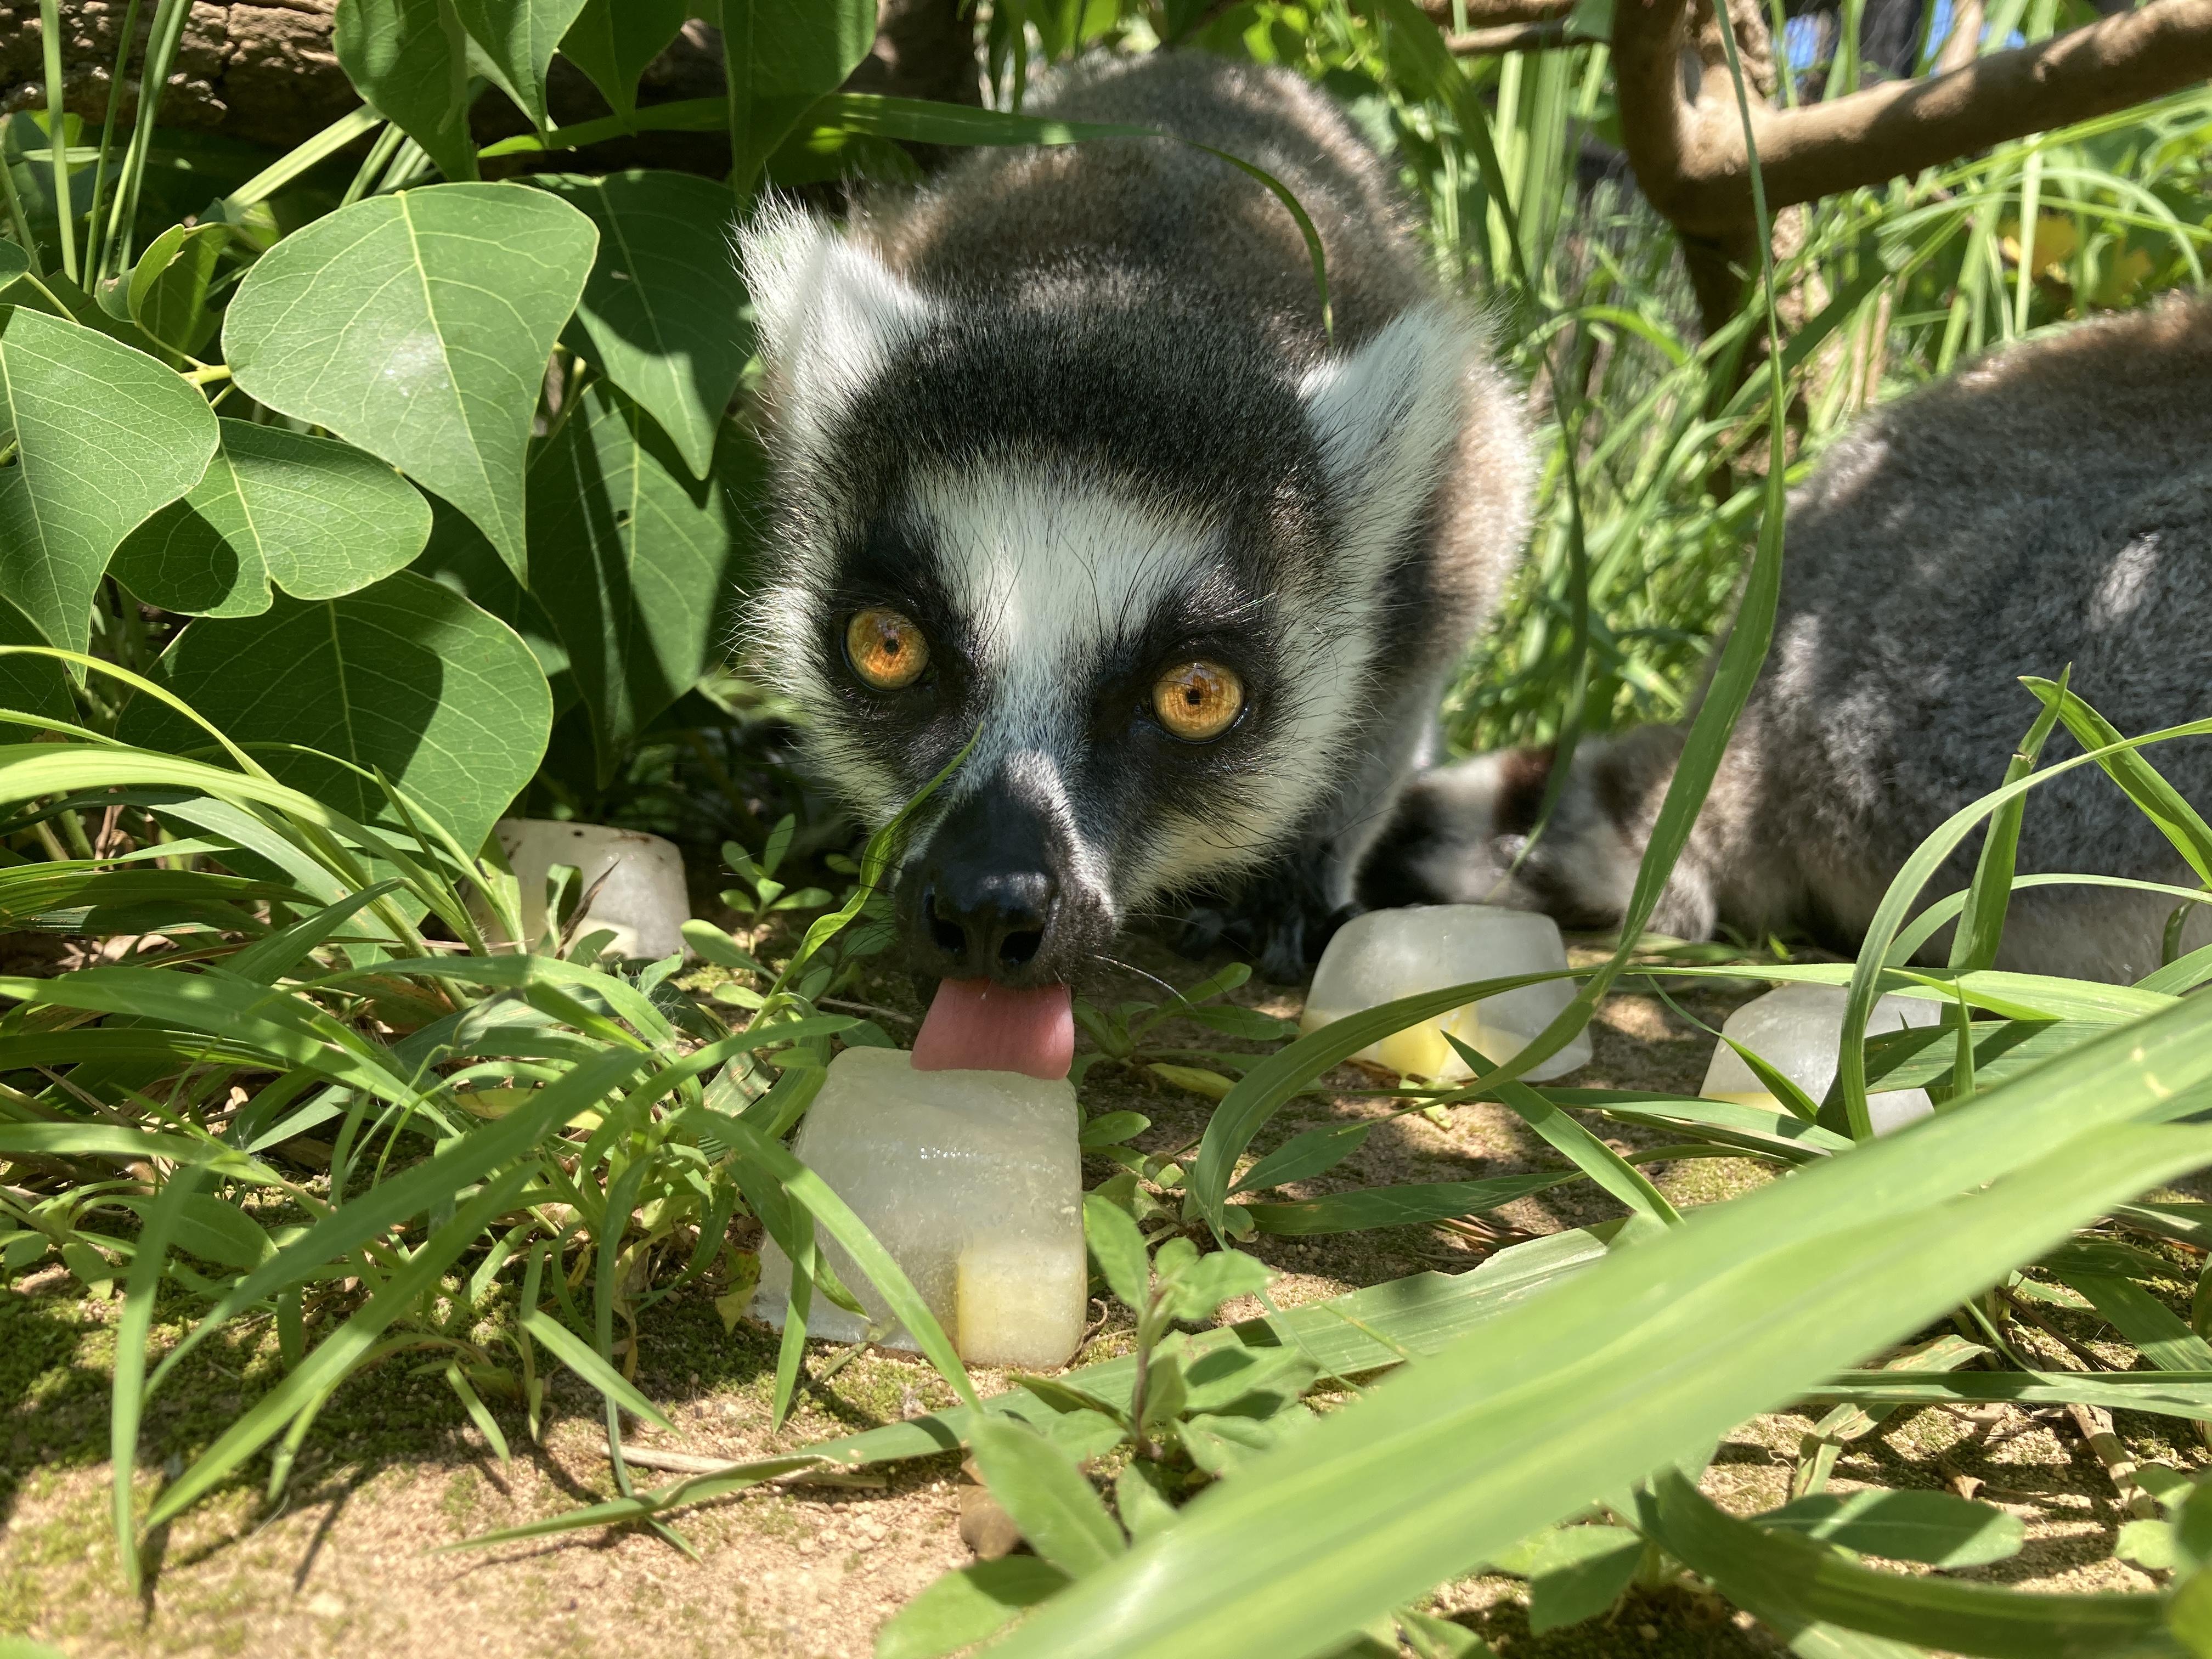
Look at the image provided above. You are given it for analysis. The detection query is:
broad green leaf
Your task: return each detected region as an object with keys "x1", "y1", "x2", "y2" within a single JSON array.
[
  {"x1": 1084, "y1": 1192, "x2": 1149, "y2": 1312},
  {"x1": 334, "y1": 0, "x2": 479, "y2": 182},
  {"x1": 530, "y1": 171, "x2": 751, "y2": 481},
  {"x1": 718, "y1": 1, "x2": 878, "y2": 193},
  {"x1": 452, "y1": 0, "x2": 592, "y2": 128},
  {"x1": 1645, "y1": 1474, "x2": 2166, "y2": 1657},
  {"x1": 119, "y1": 569, "x2": 552, "y2": 859},
  {"x1": 410, "y1": 494, "x2": 572, "y2": 682},
  {"x1": 875, "y1": 1556, "x2": 1072, "y2": 1659},
  {"x1": 977, "y1": 988, "x2": 2212, "y2": 1659},
  {"x1": 1527, "y1": 1525, "x2": 1641, "y2": 1633},
  {"x1": 0, "y1": 601, "x2": 72, "y2": 738},
  {"x1": 110, "y1": 420, "x2": 433, "y2": 617},
  {"x1": 0, "y1": 239, "x2": 26, "y2": 284},
  {"x1": 127, "y1": 222, "x2": 229, "y2": 359},
  {"x1": 1758, "y1": 1490, "x2": 2023, "y2": 1568},
  {"x1": 557, "y1": 0, "x2": 689, "y2": 120},
  {"x1": 0, "y1": 306, "x2": 217, "y2": 654},
  {"x1": 968, "y1": 1417, "x2": 1125, "y2": 1577},
  {"x1": 523, "y1": 381, "x2": 755, "y2": 779},
  {"x1": 1244, "y1": 1173, "x2": 1572, "y2": 1237},
  {"x1": 223, "y1": 183, "x2": 597, "y2": 574}
]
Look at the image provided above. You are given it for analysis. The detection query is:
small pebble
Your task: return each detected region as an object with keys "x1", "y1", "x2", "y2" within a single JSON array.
[{"x1": 1639, "y1": 1626, "x2": 1659, "y2": 1641}]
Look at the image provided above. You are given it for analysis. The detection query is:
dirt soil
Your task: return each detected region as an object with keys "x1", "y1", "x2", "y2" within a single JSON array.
[{"x1": 0, "y1": 933, "x2": 2194, "y2": 1658}]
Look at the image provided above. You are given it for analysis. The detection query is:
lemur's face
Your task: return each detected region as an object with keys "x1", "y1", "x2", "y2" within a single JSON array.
[{"x1": 738, "y1": 207, "x2": 1476, "y2": 992}]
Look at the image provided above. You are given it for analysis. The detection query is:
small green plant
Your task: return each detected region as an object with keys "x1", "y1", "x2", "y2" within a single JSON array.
[
  {"x1": 1070, "y1": 962, "x2": 1299, "y2": 1097},
  {"x1": 718, "y1": 815, "x2": 834, "y2": 925}
]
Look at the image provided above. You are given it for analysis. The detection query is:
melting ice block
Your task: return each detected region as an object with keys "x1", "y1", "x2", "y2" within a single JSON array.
[
  {"x1": 1300, "y1": 906, "x2": 1590, "y2": 1082},
  {"x1": 1700, "y1": 983, "x2": 1945, "y2": 1134},
  {"x1": 492, "y1": 819, "x2": 689, "y2": 960},
  {"x1": 754, "y1": 1047, "x2": 1085, "y2": 1369}
]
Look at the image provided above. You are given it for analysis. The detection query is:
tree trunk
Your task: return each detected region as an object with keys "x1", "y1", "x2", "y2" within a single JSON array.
[{"x1": 1, "y1": 0, "x2": 979, "y2": 172}]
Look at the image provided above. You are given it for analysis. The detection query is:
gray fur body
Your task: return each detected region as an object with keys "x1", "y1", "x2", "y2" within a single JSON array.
[
  {"x1": 1370, "y1": 296, "x2": 2212, "y2": 980},
  {"x1": 742, "y1": 53, "x2": 1530, "y2": 983}
]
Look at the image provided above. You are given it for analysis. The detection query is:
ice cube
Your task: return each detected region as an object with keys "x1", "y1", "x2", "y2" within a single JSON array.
[
  {"x1": 1700, "y1": 982, "x2": 1945, "y2": 1134},
  {"x1": 492, "y1": 819, "x2": 689, "y2": 960},
  {"x1": 754, "y1": 1048, "x2": 1085, "y2": 1367},
  {"x1": 1300, "y1": 906, "x2": 1590, "y2": 1083}
]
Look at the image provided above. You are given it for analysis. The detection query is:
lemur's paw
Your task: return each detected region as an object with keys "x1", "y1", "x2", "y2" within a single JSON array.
[{"x1": 1173, "y1": 887, "x2": 1356, "y2": 985}]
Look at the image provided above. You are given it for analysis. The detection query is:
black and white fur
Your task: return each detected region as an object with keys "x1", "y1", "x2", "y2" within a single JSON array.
[
  {"x1": 739, "y1": 53, "x2": 1530, "y2": 984},
  {"x1": 1368, "y1": 295, "x2": 2212, "y2": 981}
]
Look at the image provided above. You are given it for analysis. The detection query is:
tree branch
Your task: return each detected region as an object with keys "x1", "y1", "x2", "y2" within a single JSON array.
[
  {"x1": 1620, "y1": 0, "x2": 2212, "y2": 241},
  {"x1": 1447, "y1": 19, "x2": 1572, "y2": 52},
  {"x1": 1422, "y1": 0, "x2": 1578, "y2": 21}
]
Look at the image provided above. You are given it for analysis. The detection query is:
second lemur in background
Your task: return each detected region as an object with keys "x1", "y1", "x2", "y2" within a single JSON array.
[{"x1": 1367, "y1": 296, "x2": 2212, "y2": 981}]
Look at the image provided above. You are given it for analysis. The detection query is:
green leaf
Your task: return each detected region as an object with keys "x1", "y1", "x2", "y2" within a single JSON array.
[
  {"x1": 531, "y1": 171, "x2": 754, "y2": 479},
  {"x1": 119, "y1": 569, "x2": 552, "y2": 861},
  {"x1": 1645, "y1": 1474, "x2": 2165, "y2": 1656},
  {"x1": 1447, "y1": 1035, "x2": 1682, "y2": 1229},
  {"x1": 968, "y1": 1417, "x2": 1125, "y2": 1578},
  {"x1": 110, "y1": 1165, "x2": 209, "y2": 1589},
  {"x1": 718, "y1": 0, "x2": 878, "y2": 194},
  {"x1": 110, "y1": 420, "x2": 433, "y2": 617},
  {"x1": 1244, "y1": 1173, "x2": 1572, "y2": 1237},
  {"x1": 521, "y1": 1309, "x2": 675, "y2": 1430},
  {"x1": 126, "y1": 222, "x2": 229, "y2": 358},
  {"x1": 1231, "y1": 1122, "x2": 1371, "y2": 1194},
  {"x1": 2024, "y1": 677, "x2": 2212, "y2": 889},
  {"x1": 1757, "y1": 1489, "x2": 2024, "y2": 1568},
  {"x1": 452, "y1": 0, "x2": 592, "y2": 129},
  {"x1": 1163, "y1": 1248, "x2": 1272, "y2": 1324},
  {"x1": 410, "y1": 494, "x2": 571, "y2": 681},
  {"x1": 1527, "y1": 1525, "x2": 1641, "y2": 1633},
  {"x1": 874, "y1": 1556, "x2": 1072, "y2": 1659},
  {"x1": 0, "y1": 239, "x2": 27, "y2": 285},
  {"x1": 0, "y1": 306, "x2": 217, "y2": 654},
  {"x1": 1084, "y1": 1192, "x2": 1150, "y2": 1313},
  {"x1": 223, "y1": 183, "x2": 597, "y2": 574},
  {"x1": 1080, "y1": 1112, "x2": 1151, "y2": 1150},
  {"x1": 557, "y1": 0, "x2": 689, "y2": 120},
  {"x1": 334, "y1": 0, "x2": 480, "y2": 182},
  {"x1": 0, "y1": 599, "x2": 72, "y2": 738},
  {"x1": 1189, "y1": 969, "x2": 1577, "y2": 1233},
  {"x1": 523, "y1": 381, "x2": 755, "y2": 780}
]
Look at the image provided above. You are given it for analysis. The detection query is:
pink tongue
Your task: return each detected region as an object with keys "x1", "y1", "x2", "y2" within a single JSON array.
[{"x1": 911, "y1": 978, "x2": 1074, "y2": 1080}]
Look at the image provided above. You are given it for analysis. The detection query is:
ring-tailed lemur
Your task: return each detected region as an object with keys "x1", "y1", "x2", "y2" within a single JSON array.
[
  {"x1": 1365, "y1": 294, "x2": 2212, "y2": 982},
  {"x1": 739, "y1": 52, "x2": 1530, "y2": 991}
]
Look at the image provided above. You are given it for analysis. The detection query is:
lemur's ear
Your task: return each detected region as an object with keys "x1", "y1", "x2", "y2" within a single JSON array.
[
  {"x1": 737, "y1": 202, "x2": 934, "y2": 447},
  {"x1": 1299, "y1": 306, "x2": 1477, "y2": 567}
]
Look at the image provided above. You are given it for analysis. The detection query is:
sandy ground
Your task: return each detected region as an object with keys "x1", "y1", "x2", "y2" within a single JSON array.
[{"x1": 0, "y1": 935, "x2": 2196, "y2": 1658}]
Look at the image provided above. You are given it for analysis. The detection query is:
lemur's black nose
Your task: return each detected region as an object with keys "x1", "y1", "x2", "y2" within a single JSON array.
[{"x1": 906, "y1": 785, "x2": 1066, "y2": 984}]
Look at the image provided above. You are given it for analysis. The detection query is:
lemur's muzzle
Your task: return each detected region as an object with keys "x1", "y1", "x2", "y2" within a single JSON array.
[{"x1": 905, "y1": 784, "x2": 1067, "y2": 985}]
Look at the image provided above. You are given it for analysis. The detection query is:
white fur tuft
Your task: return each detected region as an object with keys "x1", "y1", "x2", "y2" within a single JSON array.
[
  {"x1": 736, "y1": 201, "x2": 935, "y2": 459},
  {"x1": 1298, "y1": 306, "x2": 1478, "y2": 575}
]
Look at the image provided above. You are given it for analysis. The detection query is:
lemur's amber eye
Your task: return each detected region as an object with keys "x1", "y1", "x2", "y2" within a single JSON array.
[
  {"x1": 1152, "y1": 660, "x2": 1244, "y2": 742},
  {"x1": 846, "y1": 607, "x2": 929, "y2": 690}
]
